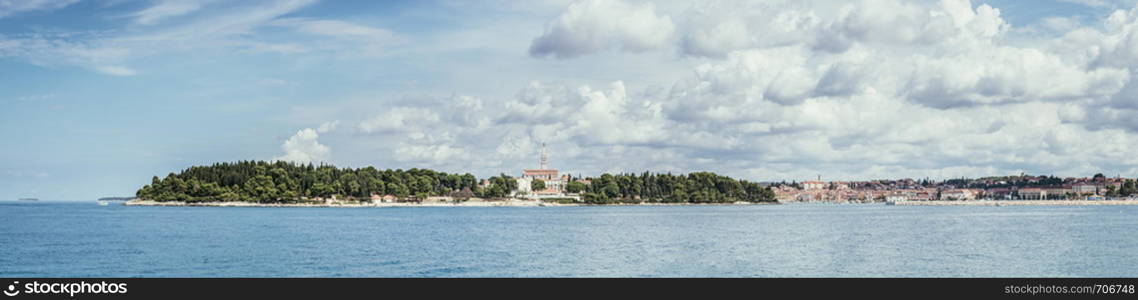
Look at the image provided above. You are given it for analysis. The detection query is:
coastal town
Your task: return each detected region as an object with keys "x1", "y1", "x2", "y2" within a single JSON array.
[
  {"x1": 488, "y1": 144, "x2": 1138, "y2": 205},
  {"x1": 768, "y1": 173, "x2": 1138, "y2": 204}
]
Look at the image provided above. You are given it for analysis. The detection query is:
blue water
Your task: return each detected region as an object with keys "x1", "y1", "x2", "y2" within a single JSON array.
[{"x1": 1, "y1": 201, "x2": 1136, "y2": 277}]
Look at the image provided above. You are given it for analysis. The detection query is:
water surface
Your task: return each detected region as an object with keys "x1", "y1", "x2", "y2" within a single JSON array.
[{"x1": 1, "y1": 201, "x2": 1135, "y2": 277}]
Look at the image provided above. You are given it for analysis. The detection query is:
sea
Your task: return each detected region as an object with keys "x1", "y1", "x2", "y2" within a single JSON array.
[{"x1": 2, "y1": 201, "x2": 1136, "y2": 277}]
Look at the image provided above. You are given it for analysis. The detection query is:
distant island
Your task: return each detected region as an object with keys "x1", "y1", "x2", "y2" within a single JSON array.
[
  {"x1": 129, "y1": 160, "x2": 777, "y2": 207},
  {"x1": 17, "y1": 198, "x2": 38, "y2": 201}
]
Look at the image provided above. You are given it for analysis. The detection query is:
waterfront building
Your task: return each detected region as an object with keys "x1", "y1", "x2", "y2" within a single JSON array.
[
  {"x1": 1045, "y1": 188, "x2": 1071, "y2": 200},
  {"x1": 802, "y1": 180, "x2": 826, "y2": 190},
  {"x1": 885, "y1": 193, "x2": 908, "y2": 202},
  {"x1": 1072, "y1": 184, "x2": 1098, "y2": 195},
  {"x1": 518, "y1": 143, "x2": 568, "y2": 195},
  {"x1": 920, "y1": 188, "x2": 939, "y2": 200},
  {"x1": 1018, "y1": 188, "x2": 1046, "y2": 200},
  {"x1": 516, "y1": 176, "x2": 533, "y2": 194}
]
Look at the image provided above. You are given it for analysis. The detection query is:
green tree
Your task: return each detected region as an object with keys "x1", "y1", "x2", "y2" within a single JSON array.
[
  {"x1": 1120, "y1": 180, "x2": 1137, "y2": 197},
  {"x1": 565, "y1": 181, "x2": 586, "y2": 193}
]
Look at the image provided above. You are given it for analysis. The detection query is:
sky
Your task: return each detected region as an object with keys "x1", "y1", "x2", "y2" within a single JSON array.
[{"x1": 3, "y1": 0, "x2": 1138, "y2": 200}]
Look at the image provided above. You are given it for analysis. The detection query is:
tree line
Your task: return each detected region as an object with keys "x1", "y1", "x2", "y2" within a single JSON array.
[
  {"x1": 135, "y1": 161, "x2": 512, "y2": 203},
  {"x1": 572, "y1": 172, "x2": 776, "y2": 204},
  {"x1": 136, "y1": 161, "x2": 775, "y2": 204}
]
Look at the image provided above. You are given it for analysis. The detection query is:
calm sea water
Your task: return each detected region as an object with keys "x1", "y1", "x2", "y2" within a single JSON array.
[{"x1": 1, "y1": 201, "x2": 1136, "y2": 277}]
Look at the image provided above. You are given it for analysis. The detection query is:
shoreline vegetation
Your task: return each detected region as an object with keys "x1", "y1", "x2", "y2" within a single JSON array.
[
  {"x1": 123, "y1": 199, "x2": 775, "y2": 207},
  {"x1": 132, "y1": 160, "x2": 777, "y2": 206}
]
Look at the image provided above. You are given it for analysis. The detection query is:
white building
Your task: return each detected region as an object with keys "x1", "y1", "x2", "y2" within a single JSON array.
[
  {"x1": 802, "y1": 180, "x2": 826, "y2": 190},
  {"x1": 517, "y1": 143, "x2": 569, "y2": 195},
  {"x1": 1072, "y1": 184, "x2": 1098, "y2": 195},
  {"x1": 515, "y1": 176, "x2": 533, "y2": 194}
]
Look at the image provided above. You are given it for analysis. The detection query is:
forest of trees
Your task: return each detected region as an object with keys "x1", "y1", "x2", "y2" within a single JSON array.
[
  {"x1": 135, "y1": 161, "x2": 775, "y2": 204},
  {"x1": 135, "y1": 161, "x2": 507, "y2": 203},
  {"x1": 575, "y1": 172, "x2": 776, "y2": 204}
]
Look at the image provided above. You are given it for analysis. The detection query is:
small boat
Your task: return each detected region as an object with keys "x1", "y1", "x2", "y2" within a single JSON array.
[{"x1": 97, "y1": 201, "x2": 110, "y2": 206}]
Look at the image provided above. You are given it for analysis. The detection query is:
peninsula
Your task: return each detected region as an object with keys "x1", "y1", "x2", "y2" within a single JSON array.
[{"x1": 128, "y1": 160, "x2": 777, "y2": 207}]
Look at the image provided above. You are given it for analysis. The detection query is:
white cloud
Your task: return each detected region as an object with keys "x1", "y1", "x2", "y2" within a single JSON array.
[
  {"x1": 680, "y1": 1, "x2": 821, "y2": 58},
  {"x1": 357, "y1": 107, "x2": 440, "y2": 134},
  {"x1": 316, "y1": 120, "x2": 339, "y2": 133},
  {"x1": 529, "y1": 0, "x2": 675, "y2": 58},
  {"x1": 10, "y1": 0, "x2": 1138, "y2": 182},
  {"x1": 904, "y1": 46, "x2": 1128, "y2": 108},
  {"x1": 359, "y1": 0, "x2": 1138, "y2": 180},
  {"x1": 1089, "y1": 6, "x2": 1138, "y2": 68},
  {"x1": 273, "y1": 128, "x2": 331, "y2": 164}
]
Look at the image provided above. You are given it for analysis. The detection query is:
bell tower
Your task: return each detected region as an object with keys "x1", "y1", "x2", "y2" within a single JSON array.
[{"x1": 539, "y1": 142, "x2": 549, "y2": 170}]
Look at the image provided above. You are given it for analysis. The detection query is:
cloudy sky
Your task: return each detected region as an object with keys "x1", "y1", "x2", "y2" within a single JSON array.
[{"x1": 3, "y1": 0, "x2": 1138, "y2": 200}]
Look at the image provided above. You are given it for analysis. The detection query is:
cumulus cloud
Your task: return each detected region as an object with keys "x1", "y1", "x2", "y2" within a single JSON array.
[
  {"x1": 501, "y1": 80, "x2": 668, "y2": 145},
  {"x1": 273, "y1": 127, "x2": 332, "y2": 164},
  {"x1": 357, "y1": 107, "x2": 440, "y2": 134},
  {"x1": 529, "y1": 0, "x2": 675, "y2": 58},
  {"x1": 679, "y1": 1, "x2": 822, "y2": 58},
  {"x1": 366, "y1": 0, "x2": 1138, "y2": 180}
]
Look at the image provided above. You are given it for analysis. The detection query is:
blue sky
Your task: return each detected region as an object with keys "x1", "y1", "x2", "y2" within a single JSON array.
[{"x1": 3, "y1": 0, "x2": 1138, "y2": 200}]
